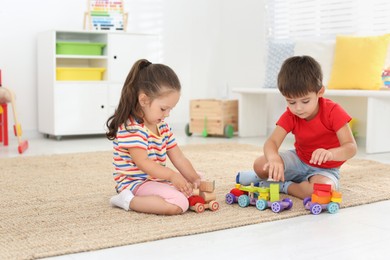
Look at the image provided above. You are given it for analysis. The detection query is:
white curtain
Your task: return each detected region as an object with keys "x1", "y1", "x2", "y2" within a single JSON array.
[{"x1": 266, "y1": 0, "x2": 390, "y2": 40}]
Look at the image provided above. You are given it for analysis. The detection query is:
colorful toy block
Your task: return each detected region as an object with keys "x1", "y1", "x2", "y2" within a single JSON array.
[
  {"x1": 225, "y1": 183, "x2": 293, "y2": 213},
  {"x1": 304, "y1": 183, "x2": 342, "y2": 215}
]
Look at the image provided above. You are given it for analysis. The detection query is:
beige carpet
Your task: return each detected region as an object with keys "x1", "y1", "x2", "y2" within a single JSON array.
[{"x1": 1, "y1": 143, "x2": 390, "y2": 259}]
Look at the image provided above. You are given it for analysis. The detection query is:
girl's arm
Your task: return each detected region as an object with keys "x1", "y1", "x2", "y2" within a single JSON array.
[
  {"x1": 263, "y1": 125, "x2": 288, "y2": 181},
  {"x1": 311, "y1": 123, "x2": 357, "y2": 165},
  {"x1": 129, "y1": 147, "x2": 193, "y2": 196},
  {"x1": 167, "y1": 145, "x2": 201, "y2": 187}
]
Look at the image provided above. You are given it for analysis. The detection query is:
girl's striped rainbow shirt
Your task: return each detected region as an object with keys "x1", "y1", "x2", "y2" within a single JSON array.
[{"x1": 112, "y1": 118, "x2": 177, "y2": 193}]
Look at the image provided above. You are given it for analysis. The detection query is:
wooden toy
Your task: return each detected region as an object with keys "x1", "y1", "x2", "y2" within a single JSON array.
[
  {"x1": 0, "y1": 71, "x2": 28, "y2": 153},
  {"x1": 84, "y1": 0, "x2": 129, "y2": 31},
  {"x1": 225, "y1": 183, "x2": 293, "y2": 213},
  {"x1": 0, "y1": 70, "x2": 8, "y2": 146},
  {"x1": 188, "y1": 180, "x2": 219, "y2": 213},
  {"x1": 303, "y1": 183, "x2": 342, "y2": 215},
  {"x1": 185, "y1": 99, "x2": 238, "y2": 138}
]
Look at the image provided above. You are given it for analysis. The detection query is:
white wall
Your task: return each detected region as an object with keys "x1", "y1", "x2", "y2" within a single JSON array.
[{"x1": 0, "y1": 0, "x2": 266, "y2": 137}]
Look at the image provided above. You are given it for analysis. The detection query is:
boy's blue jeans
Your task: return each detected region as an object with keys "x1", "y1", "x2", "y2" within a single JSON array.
[
  {"x1": 278, "y1": 149, "x2": 340, "y2": 192},
  {"x1": 236, "y1": 149, "x2": 340, "y2": 194}
]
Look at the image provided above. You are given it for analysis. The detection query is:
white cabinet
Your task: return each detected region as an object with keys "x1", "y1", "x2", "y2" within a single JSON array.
[
  {"x1": 54, "y1": 83, "x2": 108, "y2": 135},
  {"x1": 37, "y1": 30, "x2": 159, "y2": 138},
  {"x1": 108, "y1": 33, "x2": 160, "y2": 82}
]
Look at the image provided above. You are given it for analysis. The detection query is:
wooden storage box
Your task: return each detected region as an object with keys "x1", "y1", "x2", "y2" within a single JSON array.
[{"x1": 187, "y1": 99, "x2": 238, "y2": 137}]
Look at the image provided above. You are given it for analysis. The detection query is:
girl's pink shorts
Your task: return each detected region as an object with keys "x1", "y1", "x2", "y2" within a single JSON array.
[{"x1": 133, "y1": 181, "x2": 189, "y2": 213}]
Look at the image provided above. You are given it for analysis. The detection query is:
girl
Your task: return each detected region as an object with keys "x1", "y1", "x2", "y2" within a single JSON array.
[{"x1": 106, "y1": 59, "x2": 201, "y2": 215}]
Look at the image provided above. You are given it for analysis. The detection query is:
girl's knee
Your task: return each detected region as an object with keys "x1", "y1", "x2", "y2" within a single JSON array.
[
  {"x1": 165, "y1": 193, "x2": 189, "y2": 215},
  {"x1": 177, "y1": 195, "x2": 189, "y2": 213},
  {"x1": 167, "y1": 200, "x2": 188, "y2": 215}
]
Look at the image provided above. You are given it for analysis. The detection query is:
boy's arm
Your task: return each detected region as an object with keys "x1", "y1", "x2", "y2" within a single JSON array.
[
  {"x1": 263, "y1": 125, "x2": 288, "y2": 181},
  {"x1": 330, "y1": 123, "x2": 357, "y2": 160},
  {"x1": 310, "y1": 123, "x2": 357, "y2": 165},
  {"x1": 167, "y1": 145, "x2": 201, "y2": 187},
  {"x1": 129, "y1": 147, "x2": 193, "y2": 196}
]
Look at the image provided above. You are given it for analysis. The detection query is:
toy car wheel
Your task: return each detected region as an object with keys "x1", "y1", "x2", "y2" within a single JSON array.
[
  {"x1": 327, "y1": 202, "x2": 340, "y2": 214},
  {"x1": 185, "y1": 123, "x2": 192, "y2": 136},
  {"x1": 225, "y1": 193, "x2": 236, "y2": 204},
  {"x1": 210, "y1": 201, "x2": 220, "y2": 211},
  {"x1": 224, "y1": 124, "x2": 234, "y2": 138},
  {"x1": 282, "y1": 198, "x2": 293, "y2": 210},
  {"x1": 256, "y1": 199, "x2": 268, "y2": 211},
  {"x1": 195, "y1": 203, "x2": 205, "y2": 213},
  {"x1": 310, "y1": 203, "x2": 322, "y2": 215},
  {"x1": 271, "y1": 201, "x2": 282, "y2": 213},
  {"x1": 238, "y1": 195, "x2": 250, "y2": 207},
  {"x1": 303, "y1": 197, "x2": 311, "y2": 206}
]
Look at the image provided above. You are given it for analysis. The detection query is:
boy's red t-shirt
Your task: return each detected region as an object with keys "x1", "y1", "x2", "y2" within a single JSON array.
[{"x1": 276, "y1": 97, "x2": 352, "y2": 168}]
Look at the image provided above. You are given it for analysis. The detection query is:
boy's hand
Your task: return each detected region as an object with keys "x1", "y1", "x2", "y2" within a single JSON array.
[
  {"x1": 170, "y1": 173, "x2": 193, "y2": 197},
  {"x1": 263, "y1": 159, "x2": 285, "y2": 182},
  {"x1": 310, "y1": 148, "x2": 334, "y2": 165}
]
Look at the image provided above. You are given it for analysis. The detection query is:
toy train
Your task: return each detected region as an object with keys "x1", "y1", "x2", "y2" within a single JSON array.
[
  {"x1": 303, "y1": 183, "x2": 342, "y2": 215},
  {"x1": 225, "y1": 183, "x2": 293, "y2": 213},
  {"x1": 188, "y1": 180, "x2": 219, "y2": 213}
]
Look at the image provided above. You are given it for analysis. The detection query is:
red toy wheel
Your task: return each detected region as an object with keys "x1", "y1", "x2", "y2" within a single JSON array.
[
  {"x1": 210, "y1": 201, "x2": 219, "y2": 211},
  {"x1": 195, "y1": 203, "x2": 205, "y2": 213}
]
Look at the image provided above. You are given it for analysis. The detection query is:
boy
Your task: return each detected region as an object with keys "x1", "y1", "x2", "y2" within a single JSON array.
[{"x1": 237, "y1": 56, "x2": 357, "y2": 199}]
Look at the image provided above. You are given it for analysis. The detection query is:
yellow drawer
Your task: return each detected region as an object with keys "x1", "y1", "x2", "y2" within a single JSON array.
[{"x1": 56, "y1": 68, "x2": 106, "y2": 81}]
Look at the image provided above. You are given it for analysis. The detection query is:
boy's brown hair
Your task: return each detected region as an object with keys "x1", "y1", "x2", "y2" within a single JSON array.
[{"x1": 277, "y1": 55, "x2": 323, "y2": 98}]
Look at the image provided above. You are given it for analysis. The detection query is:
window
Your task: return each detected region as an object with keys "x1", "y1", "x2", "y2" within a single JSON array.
[{"x1": 266, "y1": 0, "x2": 390, "y2": 40}]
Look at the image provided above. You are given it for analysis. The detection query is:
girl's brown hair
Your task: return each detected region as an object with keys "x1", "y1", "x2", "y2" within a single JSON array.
[
  {"x1": 106, "y1": 59, "x2": 181, "y2": 140},
  {"x1": 277, "y1": 55, "x2": 323, "y2": 98}
]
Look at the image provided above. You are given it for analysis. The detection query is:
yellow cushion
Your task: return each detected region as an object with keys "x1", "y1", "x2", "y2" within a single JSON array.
[{"x1": 328, "y1": 34, "x2": 390, "y2": 90}]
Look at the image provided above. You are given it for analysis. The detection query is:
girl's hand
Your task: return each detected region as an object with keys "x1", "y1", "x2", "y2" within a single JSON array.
[
  {"x1": 192, "y1": 178, "x2": 201, "y2": 189},
  {"x1": 310, "y1": 148, "x2": 333, "y2": 165},
  {"x1": 263, "y1": 159, "x2": 285, "y2": 182},
  {"x1": 170, "y1": 173, "x2": 193, "y2": 197}
]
